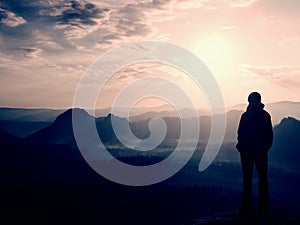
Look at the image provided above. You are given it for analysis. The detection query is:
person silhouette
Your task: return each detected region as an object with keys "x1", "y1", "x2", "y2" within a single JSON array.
[{"x1": 236, "y1": 92, "x2": 273, "y2": 213}]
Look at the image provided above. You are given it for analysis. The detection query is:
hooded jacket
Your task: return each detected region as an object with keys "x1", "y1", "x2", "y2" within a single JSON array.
[{"x1": 236, "y1": 102, "x2": 273, "y2": 153}]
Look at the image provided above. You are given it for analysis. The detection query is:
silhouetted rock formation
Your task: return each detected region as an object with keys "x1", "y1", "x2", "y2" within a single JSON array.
[
  {"x1": 27, "y1": 108, "x2": 93, "y2": 146},
  {"x1": 270, "y1": 117, "x2": 300, "y2": 171}
]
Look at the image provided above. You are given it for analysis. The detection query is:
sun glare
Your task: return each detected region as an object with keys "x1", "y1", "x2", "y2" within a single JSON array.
[{"x1": 194, "y1": 37, "x2": 235, "y2": 70}]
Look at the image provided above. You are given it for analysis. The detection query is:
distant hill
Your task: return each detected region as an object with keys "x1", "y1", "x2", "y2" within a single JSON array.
[
  {"x1": 0, "y1": 120, "x2": 51, "y2": 137},
  {"x1": 95, "y1": 104, "x2": 176, "y2": 118},
  {"x1": 27, "y1": 108, "x2": 300, "y2": 149},
  {"x1": 27, "y1": 108, "x2": 93, "y2": 146},
  {"x1": 97, "y1": 101, "x2": 300, "y2": 124},
  {"x1": 110, "y1": 101, "x2": 300, "y2": 126},
  {"x1": 129, "y1": 108, "x2": 211, "y2": 122},
  {"x1": 269, "y1": 117, "x2": 300, "y2": 172},
  {"x1": 21, "y1": 107, "x2": 300, "y2": 173},
  {"x1": 26, "y1": 109, "x2": 131, "y2": 147},
  {"x1": 1, "y1": 101, "x2": 298, "y2": 126},
  {"x1": 0, "y1": 108, "x2": 64, "y2": 137},
  {"x1": 25, "y1": 108, "x2": 212, "y2": 147},
  {"x1": 0, "y1": 107, "x2": 64, "y2": 122}
]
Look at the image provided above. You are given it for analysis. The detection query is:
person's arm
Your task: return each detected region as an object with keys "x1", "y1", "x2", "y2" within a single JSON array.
[
  {"x1": 265, "y1": 114, "x2": 273, "y2": 151},
  {"x1": 236, "y1": 114, "x2": 246, "y2": 152}
]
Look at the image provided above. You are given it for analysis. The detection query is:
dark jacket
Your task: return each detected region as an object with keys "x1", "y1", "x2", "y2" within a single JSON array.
[{"x1": 236, "y1": 103, "x2": 273, "y2": 153}]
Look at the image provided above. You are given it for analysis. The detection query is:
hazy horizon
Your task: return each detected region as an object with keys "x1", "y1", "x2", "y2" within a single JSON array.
[{"x1": 0, "y1": 99, "x2": 299, "y2": 110}]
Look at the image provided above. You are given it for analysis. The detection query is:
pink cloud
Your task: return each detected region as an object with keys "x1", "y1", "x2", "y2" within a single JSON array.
[
  {"x1": 241, "y1": 64, "x2": 299, "y2": 78},
  {"x1": 174, "y1": 0, "x2": 260, "y2": 9},
  {"x1": 240, "y1": 64, "x2": 300, "y2": 88}
]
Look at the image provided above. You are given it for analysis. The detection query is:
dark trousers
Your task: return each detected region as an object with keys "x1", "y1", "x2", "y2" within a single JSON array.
[{"x1": 240, "y1": 151, "x2": 269, "y2": 210}]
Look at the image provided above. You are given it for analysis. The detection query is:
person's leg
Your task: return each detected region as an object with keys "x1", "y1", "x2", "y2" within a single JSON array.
[
  {"x1": 255, "y1": 153, "x2": 269, "y2": 212},
  {"x1": 240, "y1": 152, "x2": 254, "y2": 211}
]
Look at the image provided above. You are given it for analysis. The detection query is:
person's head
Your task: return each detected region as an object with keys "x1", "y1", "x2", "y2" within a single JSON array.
[{"x1": 248, "y1": 92, "x2": 261, "y2": 104}]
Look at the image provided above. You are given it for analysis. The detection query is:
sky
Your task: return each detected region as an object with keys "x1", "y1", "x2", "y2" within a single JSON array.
[{"x1": 0, "y1": 0, "x2": 300, "y2": 109}]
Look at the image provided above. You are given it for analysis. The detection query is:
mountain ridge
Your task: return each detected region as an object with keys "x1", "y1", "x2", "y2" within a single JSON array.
[{"x1": 1, "y1": 100, "x2": 299, "y2": 123}]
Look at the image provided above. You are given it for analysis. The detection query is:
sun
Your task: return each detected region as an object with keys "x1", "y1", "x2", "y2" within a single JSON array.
[{"x1": 194, "y1": 36, "x2": 235, "y2": 69}]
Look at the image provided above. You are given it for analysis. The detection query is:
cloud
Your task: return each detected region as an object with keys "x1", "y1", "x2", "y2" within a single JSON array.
[
  {"x1": 0, "y1": 8, "x2": 26, "y2": 27},
  {"x1": 240, "y1": 64, "x2": 300, "y2": 88},
  {"x1": 109, "y1": 63, "x2": 165, "y2": 86},
  {"x1": 0, "y1": 0, "x2": 175, "y2": 52},
  {"x1": 228, "y1": 0, "x2": 259, "y2": 7},
  {"x1": 33, "y1": 30, "x2": 63, "y2": 50},
  {"x1": 221, "y1": 26, "x2": 237, "y2": 30},
  {"x1": 0, "y1": 0, "x2": 258, "y2": 53},
  {"x1": 95, "y1": 0, "x2": 175, "y2": 48},
  {"x1": 51, "y1": 1, "x2": 110, "y2": 40},
  {"x1": 19, "y1": 47, "x2": 42, "y2": 58},
  {"x1": 241, "y1": 64, "x2": 299, "y2": 78},
  {"x1": 110, "y1": 62, "x2": 187, "y2": 90},
  {"x1": 174, "y1": 0, "x2": 259, "y2": 9},
  {"x1": 168, "y1": 0, "x2": 258, "y2": 10},
  {"x1": 0, "y1": 0, "x2": 110, "y2": 40},
  {"x1": 255, "y1": 0, "x2": 300, "y2": 16}
]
